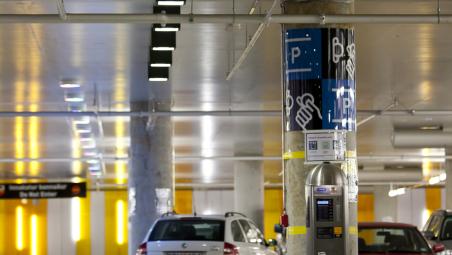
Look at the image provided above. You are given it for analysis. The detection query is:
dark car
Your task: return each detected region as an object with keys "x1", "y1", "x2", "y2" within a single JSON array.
[
  {"x1": 359, "y1": 222, "x2": 445, "y2": 255},
  {"x1": 422, "y1": 209, "x2": 452, "y2": 251}
]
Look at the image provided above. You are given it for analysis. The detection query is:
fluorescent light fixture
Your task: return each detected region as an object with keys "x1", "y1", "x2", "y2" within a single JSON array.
[
  {"x1": 89, "y1": 165, "x2": 101, "y2": 173},
  {"x1": 153, "y1": 24, "x2": 181, "y2": 32},
  {"x1": 71, "y1": 197, "x2": 81, "y2": 242},
  {"x1": 83, "y1": 149, "x2": 98, "y2": 157},
  {"x1": 87, "y1": 159, "x2": 99, "y2": 164},
  {"x1": 73, "y1": 116, "x2": 90, "y2": 125},
  {"x1": 68, "y1": 103, "x2": 86, "y2": 112},
  {"x1": 151, "y1": 30, "x2": 176, "y2": 51},
  {"x1": 64, "y1": 92, "x2": 84, "y2": 103},
  {"x1": 149, "y1": 78, "x2": 168, "y2": 82},
  {"x1": 429, "y1": 176, "x2": 441, "y2": 185},
  {"x1": 149, "y1": 50, "x2": 172, "y2": 67},
  {"x1": 157, "y1": 0, "x2": 185, "y2": 6},
  {"x1": 60, "y1": 79, "x2": 81, "y2": 89},
  {"x1": 81, "y1": 139, "x2": 96, "y2": 149},
  {"x1": 74, "y1": 123, "x2": 92, "y2": 133},
  {"x1": 154, "y1": 27, "x2": 179, "y2": 32},
  {"x1": 150, "y1": 63, "x2": 171, "y2": 67},
  {"x1": 152, "y1": 47, "x2": 175, "y2": 51},
  {"x1": 148, "y1": 66, "x2": 169, "y2": 82},
  {"x1": 153, "y1": 5, "x2": 181, "y2": 14},
  {"x1": 388, "y1": 187, "x2": 406, "y2": 197},
  {"x1": 79, "y1": 132, "x2": 93, "y2": 142}
]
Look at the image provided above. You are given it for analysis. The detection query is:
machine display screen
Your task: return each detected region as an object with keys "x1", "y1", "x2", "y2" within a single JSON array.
[{"x1": 316, "y1": 199, "x2": 334, "y2": 221}]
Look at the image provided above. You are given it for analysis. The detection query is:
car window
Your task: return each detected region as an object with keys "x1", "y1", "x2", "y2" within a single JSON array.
[
  {"x1": 149, "y1": 219, "x2": 225, "y2": 241},
  {"x1": 248, "y1": 221, "x2": 266, "y2": 246},
  {"x1": 426, "y1": 215, "x2": 444, "y2": 239},
  {"x1": 231, "y1": 221, "x2": 246, "y2": 242},
  {"x1": 441, "y1": 217, "x2": 452, "y2": 240},
  {"x1": 358, "y1": 227, "x2": 431, "y2": 253},
  {"x1": 239, "y1": 220, "x2": 264, "y2": 245}
]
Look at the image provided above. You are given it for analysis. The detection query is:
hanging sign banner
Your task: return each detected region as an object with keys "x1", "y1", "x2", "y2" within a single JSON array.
[
  {"x1": 285, "y1": 28, "x2": 356, "y2": 132},
  {"x1": 0, "y1": 182, "x2": 87, "y2": 199}
]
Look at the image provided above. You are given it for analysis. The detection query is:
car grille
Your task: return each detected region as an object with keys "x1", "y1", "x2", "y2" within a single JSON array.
[{"x1": 165, "y1": 252, "x2": 206, "y2": 255}]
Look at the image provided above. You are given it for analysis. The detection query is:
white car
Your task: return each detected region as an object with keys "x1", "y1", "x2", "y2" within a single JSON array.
[{"x1": 136, "y1": 212, "x2": 279, "y2": 255}]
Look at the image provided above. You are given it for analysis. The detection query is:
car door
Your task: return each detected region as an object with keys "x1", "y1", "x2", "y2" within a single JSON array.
[
  {"x1": 238, "y1": 220, "x2": 267, "y2": 255},
  {"x1": 230, "y1": 220, "x2": 250, "y2": 255},
  {"x1": 247, "y1": 221, "x2": 277, "y2": 255}
]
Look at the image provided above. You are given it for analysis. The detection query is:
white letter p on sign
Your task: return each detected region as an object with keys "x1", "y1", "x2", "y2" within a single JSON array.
[{"x1": 291, "y1": 47, "x2": 301, "y2": 64}]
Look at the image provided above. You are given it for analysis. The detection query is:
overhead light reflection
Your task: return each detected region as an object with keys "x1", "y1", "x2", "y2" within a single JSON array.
[
  {"x1": 16, "y1": 206, "x2": 24, "y2": 251},
  {"x1": 71, "y1": 197, "x2": 81, "y2": 242},
  {"x1": 31, "y1": 214, "x2": 38, "y2": 255},
  {"x1": 116, "y1": 200, "x2": 125, "y2": 245}
]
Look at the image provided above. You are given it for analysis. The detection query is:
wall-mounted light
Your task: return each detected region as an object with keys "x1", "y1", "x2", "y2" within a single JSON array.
[
  {"x1": 151, "y1": 31, "x2": 176, "y2": 51},
  {"x1": 157, "y1": 0, "x2": 185, "y2": 6},
  {"x1": 148, "y1": 66, "x2": 169, "y2": 82},
  {"x1": 149, "y1": 50, "x2": 172, "y2": 67}
]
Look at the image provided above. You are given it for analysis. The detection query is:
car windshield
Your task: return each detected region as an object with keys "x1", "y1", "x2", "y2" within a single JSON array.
[
  {"x1": 149, "y1": 219, "x2": 225, "y2": 241},
  {"x1": 358, "y1": 227, "x2": 431, "y2": 253}
]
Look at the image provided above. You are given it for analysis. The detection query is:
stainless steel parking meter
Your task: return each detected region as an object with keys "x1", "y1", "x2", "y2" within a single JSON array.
[{"x1": 306, "y1": 162, "x2": 348, "y2": 255}]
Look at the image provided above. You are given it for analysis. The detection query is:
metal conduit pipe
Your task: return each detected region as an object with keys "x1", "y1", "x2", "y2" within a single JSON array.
[
  {"x1": 1, "y1": 109, "x2": 452, "y2": 117},
  {"x1": 392, "y1": 130, "x2": 452, "y2": 148},
  {"x1": 2, "y1": 155, "x2": 451, "y2": 163},
  {"x1": 1, "y1": 13, "x2": 452, "y2": 24},
  {"x1": 358, "y1": 170, "x2": 423, "y2": 182}
]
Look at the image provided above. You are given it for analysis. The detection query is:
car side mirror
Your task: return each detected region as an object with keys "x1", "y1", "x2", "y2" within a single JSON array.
[
  {"x1": 432, "y1": 243, "x2": 445, "y2": 253},
  {"x1": 267, "y1": 239, "x2": 278, "y2": 247},
  {"x1": 274, "y1": 224, "x2": 283, "y2": 234},
  {"x1": 423, "y1": 231, "x2": 436, "y2": 240}
]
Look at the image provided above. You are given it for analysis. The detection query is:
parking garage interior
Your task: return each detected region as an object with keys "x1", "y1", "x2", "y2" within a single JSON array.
[{"x1": 1, "y1": 0, "x2": 452, "y2": 255}]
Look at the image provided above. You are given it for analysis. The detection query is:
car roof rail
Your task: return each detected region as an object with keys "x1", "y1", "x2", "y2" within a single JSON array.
[
  {"x1": 225, "y1": 212, "x2": 247, "y2": 218},
  {"x1": 161, "y1": 210, "x2": 177, "y2": 217}
]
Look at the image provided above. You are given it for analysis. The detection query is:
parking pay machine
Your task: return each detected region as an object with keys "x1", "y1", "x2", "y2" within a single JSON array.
[{"x1": 306, "y1": 162, "x2": 348, "y2": 255}]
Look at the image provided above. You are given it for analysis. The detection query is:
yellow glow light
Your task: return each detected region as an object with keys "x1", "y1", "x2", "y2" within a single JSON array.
[
  {"x1": 116, "y1": 200, "x2": 125, "y2": 245},
  {"x1": 16, "y1": 206, "x2": 24, "y2": 251},
  {"x1": 29, "y1": 104, "x2": 40, "y2": 176},
  {"x1": 71, "y1": 139, "x2": 82, "y2": 175},
  {"x1": 31, "y1": 214, "x2": 38, "y2": 255},
  {"x1": 71, "y1": 197, "x2": 81, "y2": 242},
  {"x1": 115, "y1": 109, "x2": 128, "y2": 184}
]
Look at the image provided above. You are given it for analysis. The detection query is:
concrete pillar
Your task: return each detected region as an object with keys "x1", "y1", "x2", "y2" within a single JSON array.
[
  {"x1": 234, "y1": 161, "x2": 264, "y2": 229},
  {"x1": 374, "y1": 186, "x2": 398, "y2": 222},
  {"x1": 282, "y1": 1, "x2": 357, "y2": 255},
  {"x1": 128, "y1": 101, "x2": 173, "y2": 254},
  {"x1": 446, "y1": 159, "x2": 452, "y2": 209}
]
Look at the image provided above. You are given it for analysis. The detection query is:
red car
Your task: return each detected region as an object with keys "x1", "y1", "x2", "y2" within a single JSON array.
[{"x1": 358, "y1": 222, "x2": 445, "y2": 255}]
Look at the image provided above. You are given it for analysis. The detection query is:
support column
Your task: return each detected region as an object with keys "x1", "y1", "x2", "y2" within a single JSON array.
[
  {"x1": 374, "y1": 186, "x2": 397, "y2": 222},
  {"x1": 234, "y1": 161, "x2": 264, "y2": 229},
  {"x1": 446, "y1": 158, "x2": 452, "y2": 209},
  {"x1": 128, "y1": 102, "x2": 173, "y2": 254},
  {"x1": 282, "y1": 1, "x2": 357, "y2": 255}
]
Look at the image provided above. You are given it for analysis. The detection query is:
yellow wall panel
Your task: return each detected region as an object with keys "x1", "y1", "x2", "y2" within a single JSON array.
[
  {"x1": 174, "y1": 190, "x2": 193, "y2": 214},
  {"x1": 77, "y1": 193, "x2": 91, "y2": 255},
  {"x1": 425, "y1": 187, "x2": 442, "y2": 216},
  {"x1": 264, "y1": 189, "x2": 283, "y2": 239},
  {"x1": 358, "y1": 194, "x2": 375, "y2": 222},
  {"x1": 105, "y1": 190, "x2": 128, "y2": 255}
]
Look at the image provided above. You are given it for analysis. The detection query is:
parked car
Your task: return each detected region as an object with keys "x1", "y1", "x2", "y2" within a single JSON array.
[
  {"x1": 136, "y1": 212, "x2": 279, "y2": 255},
  {"x1": 422, "y1": 209, "x2": 452, "y2": 252},
  {"x1": 358, "y1": 222, "x2": 445, "y2": 255}
]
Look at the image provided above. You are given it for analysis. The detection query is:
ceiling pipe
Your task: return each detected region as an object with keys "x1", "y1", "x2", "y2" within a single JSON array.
[
  {"x1": 0, "y1": 109, "x2": 452, "y2": 117},
  {"x1": 0, "y1": 155, "x2": 450, "y2": 163},
  {"x1": 1, "y1": 13, "x2": 452, "y2": 24},
  {"x1": 358, "y1": 170, "x2": 423, "y2": 182},
  {"x1": 392, "y1": 130, "x2": 452, "y2": 148}
]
